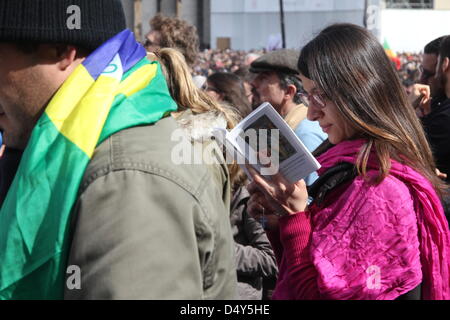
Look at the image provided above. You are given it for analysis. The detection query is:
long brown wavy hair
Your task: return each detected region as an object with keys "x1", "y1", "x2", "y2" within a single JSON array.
[
  {"x1": 206, "y1": 72, "x2": 252, "y2": 118},
  {"x1": 298, "y1": 23, "x2": 446, "y2": 196}
]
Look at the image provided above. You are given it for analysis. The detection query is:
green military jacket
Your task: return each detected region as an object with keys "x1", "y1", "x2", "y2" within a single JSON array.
[{"x1": 64, "y1": 116, "x2": 237, "y2": 299}]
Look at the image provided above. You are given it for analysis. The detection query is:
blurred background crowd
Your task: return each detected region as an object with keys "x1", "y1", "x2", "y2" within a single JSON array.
[{"x1": 192, "y1": 49, "x2": 424, "y2": 95}]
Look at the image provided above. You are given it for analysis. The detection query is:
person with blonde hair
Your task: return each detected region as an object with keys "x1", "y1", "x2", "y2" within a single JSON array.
[
  {"x1": 148, "y1": 47, "x2": 241, "y2": 186},
  {"x1": 198, "y1": 69, "x2": 278, "y2": 300}
]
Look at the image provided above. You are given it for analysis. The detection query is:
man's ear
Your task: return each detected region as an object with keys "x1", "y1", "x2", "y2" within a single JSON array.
[
  {"x1": 285, "y1": 84, "x2": 297, "y2": 101},
  {"x1": 37, "y1": 44, "x2": 79, "y2": 71},
  {"x1": 442, "y1": 57, "x2": 450, "y2": 73},
  {"x1": 55, "y1": 45, "x2": 78, "y2": 71}
]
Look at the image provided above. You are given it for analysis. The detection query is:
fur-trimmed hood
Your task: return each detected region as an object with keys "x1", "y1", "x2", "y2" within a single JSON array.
[{"x1": 174, "y1": 110, "x2": 228, "y2": 142}]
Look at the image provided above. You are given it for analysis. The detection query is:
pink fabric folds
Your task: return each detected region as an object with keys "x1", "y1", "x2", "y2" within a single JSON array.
[{"x1": 313, "y1": 139, "x2": 450, "y2": 300}]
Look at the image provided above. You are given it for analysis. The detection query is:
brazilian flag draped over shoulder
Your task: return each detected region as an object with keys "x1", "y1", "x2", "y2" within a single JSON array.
[{"x1": 0, "y1": 30, "x2": 177, "y2": 299}]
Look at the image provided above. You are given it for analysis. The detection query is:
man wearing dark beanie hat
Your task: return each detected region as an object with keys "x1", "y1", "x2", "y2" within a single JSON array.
[
  {"x1": 0, "y1": 0, "x2": 237, "y2": 300},
  {"x1": 0, "y1": 0, "x2": 126, "y2": 50}
]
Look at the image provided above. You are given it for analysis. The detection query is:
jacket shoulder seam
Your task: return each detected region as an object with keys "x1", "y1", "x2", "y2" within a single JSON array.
[{"x1": 80, "y1": 161, "x2": 208, "y2": 198}]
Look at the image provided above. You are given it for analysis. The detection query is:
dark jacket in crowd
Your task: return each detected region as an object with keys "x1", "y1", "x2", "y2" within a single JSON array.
[
  {"x1": 64, "y1": 116, "x2": 237, "y2": 299},
  {"x1": 422, "y1": 95, "x2": 450, "y2": 221},
  {"x1": 230, "y1": 185, "x2": 278, "y2": 300},
  {"x1": 0, "y1": 148, "x2": 23, "y2": 207},
  {"x1": 422, "y1": 95, "x2": 450, "y2": 180}
]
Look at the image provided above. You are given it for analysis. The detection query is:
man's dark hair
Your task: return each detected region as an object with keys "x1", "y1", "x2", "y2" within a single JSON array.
[
  {"x1": 439, "y1": 36, "x2": 450, "y2": 60},
  {"x1": 15, "y1": 42, "x2": 39, "y2": 54},
  {"x1": 14, "y1": 42, "x2": 92, "y2": 57},
  {"x1": 424, "y1": 36, "x2": 445, "y2": 55},
  {"x1": 276, "y1": 72, "x2": 303, "y2": 104}
]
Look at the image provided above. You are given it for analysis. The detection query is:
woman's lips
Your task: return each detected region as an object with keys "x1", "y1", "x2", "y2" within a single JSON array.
[{"x1": 321, "y1": 124, "x2": 332, "y2": 133}]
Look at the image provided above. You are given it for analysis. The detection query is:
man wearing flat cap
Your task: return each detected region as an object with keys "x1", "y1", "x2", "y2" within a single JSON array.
[{"x1": 250, "y1": 49, "x2": 327, "y2": 184}]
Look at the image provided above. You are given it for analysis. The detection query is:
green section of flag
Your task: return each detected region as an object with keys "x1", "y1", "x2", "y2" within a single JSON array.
[
  {"x1": 0, "y1": 59, "x2": 177, "y2": 299},
  {"x1": 383, "y1": 38, "x2": 396, "y2": 58},
  {"x1": 0, "y1": 112, "x2": 88, "y2": 299},
  {"x1": 99, "y1": 60, "x2": 177, "y2": 143},
  {"x1": 383, "y1": 38, "x2": 391, "y2": 50}
]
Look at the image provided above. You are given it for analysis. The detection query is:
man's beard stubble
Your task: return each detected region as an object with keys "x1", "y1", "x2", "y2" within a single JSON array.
[
  {"x1": 251, "y1": 88, "x2": 261, "y2": 110},
  {"x1": 441, "y1": 73, "x2": 448, "y2": 96}
]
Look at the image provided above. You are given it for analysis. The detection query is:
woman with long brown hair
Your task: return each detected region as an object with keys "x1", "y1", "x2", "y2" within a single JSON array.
[
  {"x1": 247, "y1": 23, "x2": 450, "y2": 300},
  {"x1": 204, "y1": 72, "x2": 253, "y2": 118}
]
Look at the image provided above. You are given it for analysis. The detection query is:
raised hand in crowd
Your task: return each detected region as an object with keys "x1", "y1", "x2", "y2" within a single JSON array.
[{"x1": 408, "y1": 83, "x2": 432, "y2": 117}]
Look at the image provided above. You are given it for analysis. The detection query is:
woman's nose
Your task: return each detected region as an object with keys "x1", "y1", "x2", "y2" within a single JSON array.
[{"x1": 306, "y1": 105, "x2": 321, "y2": 121}]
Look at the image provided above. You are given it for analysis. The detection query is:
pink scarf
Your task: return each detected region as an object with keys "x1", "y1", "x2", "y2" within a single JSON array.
[{"x1": 317, "y1": 139, "x2": 450, "y2": 300}]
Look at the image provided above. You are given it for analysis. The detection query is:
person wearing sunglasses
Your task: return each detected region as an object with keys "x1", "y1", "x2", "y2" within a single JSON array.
[
  {"x1": 412, "y1": 36, "x2": 450, "y2": 183},
  {"x1": 420, "y1": 37, "x2": 445, "y2": 94},
  {"x1": 407, "y1": 37, "x2": 450, "y2": 219},
  {"x1": 408, "y1": 37, "x2": 445, "y2": 116},
  {"x1": 247, "y1": 23, "x2": 450, "y2": 300}
]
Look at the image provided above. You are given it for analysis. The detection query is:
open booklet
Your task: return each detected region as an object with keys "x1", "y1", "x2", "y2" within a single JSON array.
[{"x1": 213, "y1": 102, "x2": 321, "y2": 184}]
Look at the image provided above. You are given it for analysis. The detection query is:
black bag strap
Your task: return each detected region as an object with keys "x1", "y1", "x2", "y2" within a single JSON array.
[
  {"x1": 307, "y1": 162, "x2": 357, "y2": 207},
  {"x1": 396, "y1": 284, "x2": 422, "y2": 300}
]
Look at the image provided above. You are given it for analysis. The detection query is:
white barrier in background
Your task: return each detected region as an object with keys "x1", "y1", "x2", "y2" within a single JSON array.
[{"x1": 381, "y1": 9, "x2": 450, "y2": 53}]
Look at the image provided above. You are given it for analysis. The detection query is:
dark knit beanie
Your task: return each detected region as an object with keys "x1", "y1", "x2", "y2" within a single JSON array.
[{"x1": 0, "y1": 0, "x2": 126, "y2": 50}]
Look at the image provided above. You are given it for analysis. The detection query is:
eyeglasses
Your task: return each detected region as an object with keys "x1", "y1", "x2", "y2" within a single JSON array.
[
  {"x1": 299, "y1": 91, "x2": 327, "y2": 108},
  {"x1": 202, "y1": 84, "x2": 220, "y2": 93},
  {"x1": 419, "y1": 66, "x2": 435, "y2": 80},
  {"x1": 144, "y1": 39, "x2": 159, "y2": 49}
]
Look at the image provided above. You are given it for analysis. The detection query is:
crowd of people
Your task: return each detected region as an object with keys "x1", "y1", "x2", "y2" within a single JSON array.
[
  {"x1": 0, "y1": 0, "x2": 449, "y2": 301},
  {"x1": 192, "y1": 50, "x2": 425, "y2": 91},
  {"x1": 192, "y1": 49, "x2": 265, "y2": 76},
  {"x1": 398, "y1": 53, "x2": 422, "y2": 80}
]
